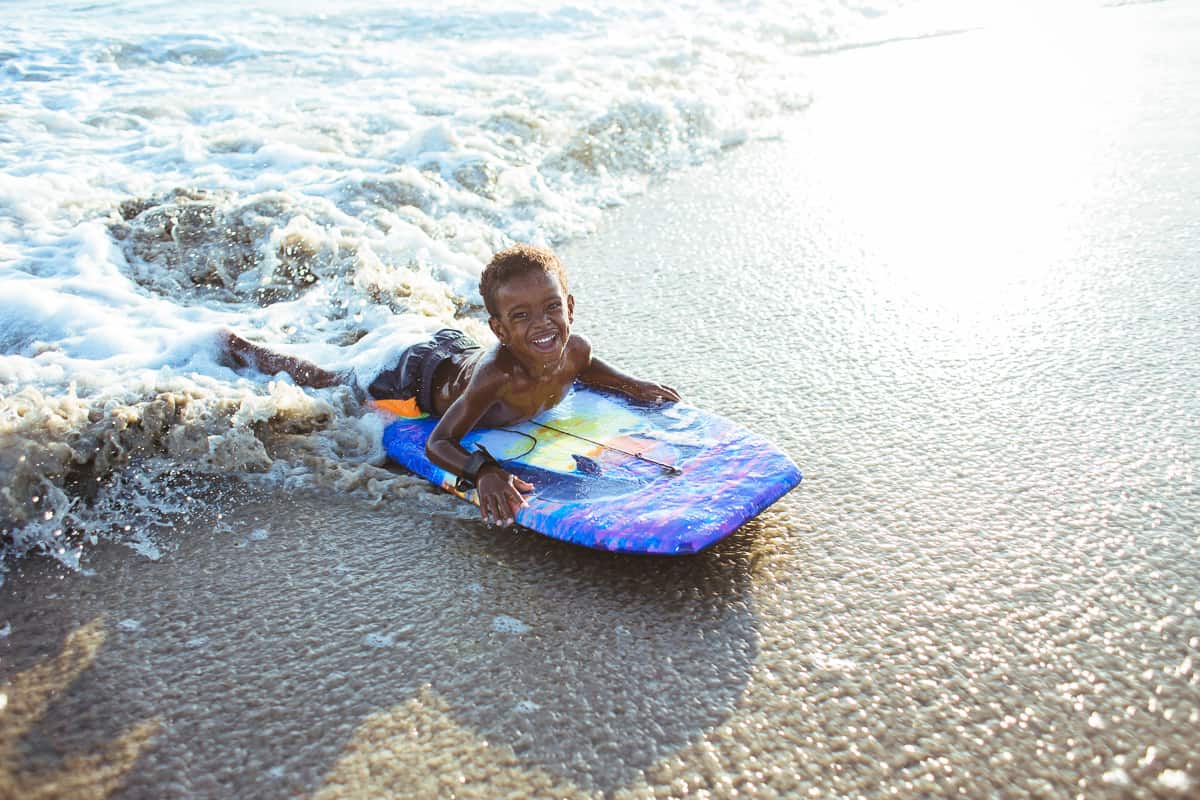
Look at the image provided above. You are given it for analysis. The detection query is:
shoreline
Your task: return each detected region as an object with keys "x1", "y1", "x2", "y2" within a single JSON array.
[{"x1": 4, "y1": 2, "x2": 1200, "y2": 797}]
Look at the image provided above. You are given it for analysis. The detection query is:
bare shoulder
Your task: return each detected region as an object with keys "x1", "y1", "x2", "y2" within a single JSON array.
[
  {"x1": 566, "y1": 333, "x2": 593, "y2": 372},
  {"x1": 433, "y1": 345, "x2": 511, "y2": 425},
  {"x1": 463, "y1": 346, "x2": 512, "y2": 396}
]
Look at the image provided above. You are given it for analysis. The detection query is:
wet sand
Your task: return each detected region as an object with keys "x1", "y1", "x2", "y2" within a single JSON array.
[{"x1": 3, "y1": 2, "x2": 1199, "y2": 798}]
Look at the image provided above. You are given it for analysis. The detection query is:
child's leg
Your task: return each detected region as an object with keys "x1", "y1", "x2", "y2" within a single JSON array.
[{"x1": 219, "y1": 330, "x2": 345, "y2": 389}]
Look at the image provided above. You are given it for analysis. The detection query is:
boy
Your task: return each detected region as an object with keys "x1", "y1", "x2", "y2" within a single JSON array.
[{"x1": 221, "y1": 244, "x2": 679, "y2": 528}]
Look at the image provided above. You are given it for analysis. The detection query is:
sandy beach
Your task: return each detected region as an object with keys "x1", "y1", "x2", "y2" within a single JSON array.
[{"x1": 2, "y1": 2, "x2": 1198, "y2": 798}]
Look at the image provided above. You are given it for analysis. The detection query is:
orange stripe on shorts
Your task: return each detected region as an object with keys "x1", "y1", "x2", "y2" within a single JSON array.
[{"x1": 369, "y1": 397, "x2": 426, "y2": 418}]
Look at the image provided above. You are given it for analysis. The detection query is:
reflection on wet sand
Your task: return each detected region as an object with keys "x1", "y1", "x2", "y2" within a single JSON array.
[
  {"x1": 308, "y1": 515, "x2": 795, "y2": 799},
  {"x1": 0, "y1": 494, "x2": 768, "y2": 797},
  {"x1": 314, "y1": 652, "x2": 792, "y2": 800},
  {"x1": 313, "y1": 686, "x2": 573, "y2": 798},
  {"x1": 0, "y1": 619, "x2": 158, "y2": 800},
  {"x1": 3, "y1": 3, "x2": 1199, "y2": 795}
]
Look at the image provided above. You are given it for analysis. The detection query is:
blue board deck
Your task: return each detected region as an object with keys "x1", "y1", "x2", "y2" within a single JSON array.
[{"x1": 378, "y1": 385, "x2": 801, "y2": 554}]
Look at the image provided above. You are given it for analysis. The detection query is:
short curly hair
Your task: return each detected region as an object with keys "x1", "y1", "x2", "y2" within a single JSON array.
[{"x1": 479, "y1": 244, "x2": 569, "y2": 317}]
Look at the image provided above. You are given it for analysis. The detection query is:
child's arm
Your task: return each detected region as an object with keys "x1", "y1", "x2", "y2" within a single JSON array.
[
  {"x1": 425, "y1": 368, "x2": 533, "y2": 528},
  {"x1": 576, "y1": 336, "x2": 680, "y2": 404}
]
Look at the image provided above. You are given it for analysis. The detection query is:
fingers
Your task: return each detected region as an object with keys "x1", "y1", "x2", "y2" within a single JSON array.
[
  {"x1": 504, "y1": 485, "x2": 529, "y2": 518},
  {"x1": 479, "y1": 494, "x2": 505, "y2": 527},
  {"x1": 479, "y1": 486, "x2": 527, "y2": 529},
  {"x1": 485, "y1": 494, "x2": 508, "y2": 524},
  {"x1": 477, "y1": 472, "x2": 535, "y2": 530},
  {"x1": 495, "y1": 481, "x2": 529, "y2": 525},
  {"x1": 504, "y1": 498, "x2": 522, "y2": 520},
  {"x1": 649, "y1": 384, "x2": 680, "y2": 403}
]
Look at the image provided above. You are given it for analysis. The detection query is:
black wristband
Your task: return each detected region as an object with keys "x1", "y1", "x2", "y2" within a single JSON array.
[{"x1": 455, "y1": 446, "x2": 499, "y2": 492}]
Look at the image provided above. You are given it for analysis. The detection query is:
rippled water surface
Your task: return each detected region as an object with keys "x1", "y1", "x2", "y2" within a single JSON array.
[
  {"x1": 1, "y1": 0, "x2": 915, "y2": 567},
  {"x1": 1, "y1": 1, "x2": 1198, "y2": 798}
]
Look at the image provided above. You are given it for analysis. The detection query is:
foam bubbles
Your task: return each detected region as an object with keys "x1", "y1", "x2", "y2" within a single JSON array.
[
  {"x1": 491, "y1": 615, "x2": 531, "y2": 634},
  {"x1": 1156, "y1": 770, "x2": 1192, "y2": 793},
  {"x1": 1, "y1": 0, "x2": 915, "y2": 572},
  {"x1": 362, "y1": 632, "x2": 396, "y2": 648}
]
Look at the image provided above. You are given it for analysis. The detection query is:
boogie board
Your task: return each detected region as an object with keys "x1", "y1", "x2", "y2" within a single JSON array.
[{"x1": 376, "y1": 384, "x2": 801, "y2": 555}]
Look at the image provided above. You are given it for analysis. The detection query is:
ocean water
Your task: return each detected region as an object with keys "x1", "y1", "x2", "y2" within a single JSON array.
[
  {"x1": 0, "y1": 0, "x2": 959, "y2": 571},
  {"x1": 0, "y1": 0, "x2": 1163, "y2": 571},
  {"x1": 0, "y1": 1, "x2": 1178, "y2": 573},
  {"x1": 1, "y1": 1, "x2": 1198, "y2": 797},
  {"x1": 0, "y1": 0, "x2": 1161, "y2": 568}
]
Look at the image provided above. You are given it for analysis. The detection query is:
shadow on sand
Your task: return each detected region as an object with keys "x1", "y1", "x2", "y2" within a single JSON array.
[{"x1": 0, "y1": 485, "x2": 776, "y2": 797}]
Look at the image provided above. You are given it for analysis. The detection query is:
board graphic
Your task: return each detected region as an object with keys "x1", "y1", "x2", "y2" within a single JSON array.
[{"x1": 377, "y1": 385, "x2": 802, "y2": 554}]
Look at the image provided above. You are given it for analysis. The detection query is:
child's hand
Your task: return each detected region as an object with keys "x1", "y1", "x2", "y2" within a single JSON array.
[
  {"x1": 624, "y1": 380, "x2": 680, "y2": 405},
  {"x1": 476, "y1": 467, "x2": 534, "y2": 528}
]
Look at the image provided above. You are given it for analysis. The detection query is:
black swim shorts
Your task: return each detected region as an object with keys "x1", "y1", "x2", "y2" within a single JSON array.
[{"x1": 367, "y1": 329, "x2": 480, "y2": 414}]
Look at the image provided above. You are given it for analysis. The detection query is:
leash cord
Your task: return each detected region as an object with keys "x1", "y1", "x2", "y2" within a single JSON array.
[{"x1": 521, "y1": 420, "x2": 682, "y2": 475}]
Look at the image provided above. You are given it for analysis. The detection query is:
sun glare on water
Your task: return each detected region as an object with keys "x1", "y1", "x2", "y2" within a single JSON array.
[{"x1": 807, "y1": 5, "x2": 1141, "y2": 359}]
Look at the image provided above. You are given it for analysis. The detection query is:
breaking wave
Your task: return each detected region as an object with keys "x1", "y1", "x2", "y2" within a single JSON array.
[{"x1": 1, "y1": 0, "x2": 928, "y2": 574}]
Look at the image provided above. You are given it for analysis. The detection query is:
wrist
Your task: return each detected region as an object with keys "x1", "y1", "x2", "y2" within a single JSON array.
[
  {"x1": 476, "y1": 462, "x2": 506, "y2": 481},
  {"x1": 455, "y1": 446, "x2": 500, "y2": 491}
]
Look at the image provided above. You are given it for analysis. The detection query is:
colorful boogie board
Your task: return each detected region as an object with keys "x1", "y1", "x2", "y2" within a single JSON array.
[{"x1": 376, "y1": 385, "x2": 802, "y2": 555}]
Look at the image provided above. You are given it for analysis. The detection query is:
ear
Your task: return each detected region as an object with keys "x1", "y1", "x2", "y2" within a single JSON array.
[
  {"x1": 488, "y1": 315, "x2": 505, "y2": 344},
  {"x1": 567, "y1": 294, "x2": 575, "y2": 324}
]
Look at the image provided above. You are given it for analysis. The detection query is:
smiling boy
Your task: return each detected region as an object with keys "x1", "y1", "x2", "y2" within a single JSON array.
[
  {"x1": 220, "y1": 244, "x2": 678, "y2": 527},
  {"x1": 419, "y1": 245, "x2": 678, "y2": 528}
]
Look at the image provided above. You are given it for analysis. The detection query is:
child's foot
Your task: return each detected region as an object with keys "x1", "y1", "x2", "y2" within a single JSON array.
[{"x1": 213, "y1": 328, "x2": 254, "y2": 371}]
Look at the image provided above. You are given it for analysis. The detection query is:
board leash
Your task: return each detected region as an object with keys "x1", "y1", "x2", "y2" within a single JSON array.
[{"x1": 521, "y1": 420, "x2": 683, "y2": 475}]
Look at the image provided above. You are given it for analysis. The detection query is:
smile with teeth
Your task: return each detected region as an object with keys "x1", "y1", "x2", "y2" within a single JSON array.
[{"x1": 530, "y1": 331, "x2": 558, "y2": 350}]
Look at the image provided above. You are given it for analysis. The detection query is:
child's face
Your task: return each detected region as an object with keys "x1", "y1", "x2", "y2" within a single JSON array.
[{"x1": 488, "y1": 270, "x2": 574, "y2": 365}]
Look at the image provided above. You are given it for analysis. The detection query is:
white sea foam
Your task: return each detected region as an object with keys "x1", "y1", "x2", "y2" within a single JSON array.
[{"x1": 1, "y1": 0, "x2": 1005, "y2": 570}]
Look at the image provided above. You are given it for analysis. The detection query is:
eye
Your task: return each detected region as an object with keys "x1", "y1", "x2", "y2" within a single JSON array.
[
  {"x1": 547, "y1": 301, "x2": 561, "y2": 311},
  {"x1": 511, "y1": 311, "x2": 528, "y2": 321}
]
